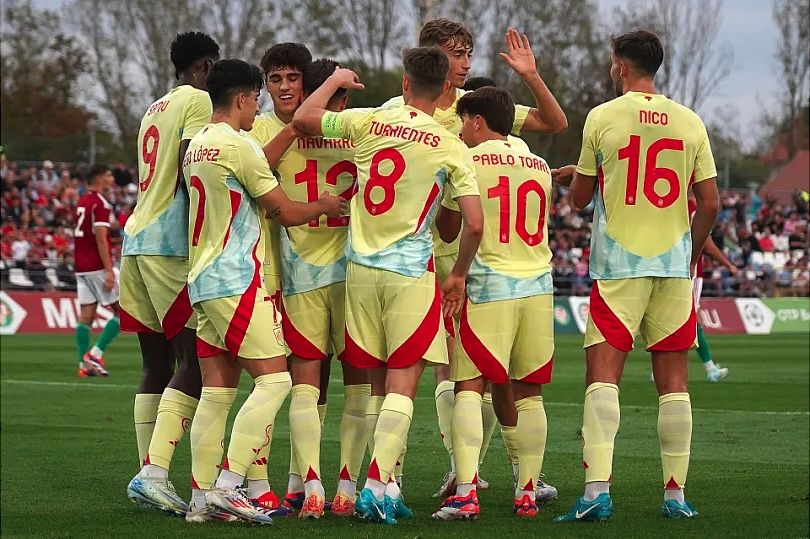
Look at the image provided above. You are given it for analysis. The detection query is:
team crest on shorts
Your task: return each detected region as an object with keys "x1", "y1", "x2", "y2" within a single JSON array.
[{"x1": 274, "y1": 327, "x2": 285, "y2": 347}]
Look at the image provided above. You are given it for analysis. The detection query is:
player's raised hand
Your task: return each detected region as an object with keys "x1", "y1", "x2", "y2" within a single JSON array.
[
  {"x1": 330, "y1": 68, "x2": 365, "y2": 90},
  {"x1": 499, "y1": 28, "x2": 537, "y2": 77},
  {"x1": 551, "y1": 164, "x2": 577, "y2": 186},
  {"x1": 318, "y1": 191, "x2": 346, "y2": 217},
  {"x1": 441, "y1": 273, "x2": 466, "y2": 318}
]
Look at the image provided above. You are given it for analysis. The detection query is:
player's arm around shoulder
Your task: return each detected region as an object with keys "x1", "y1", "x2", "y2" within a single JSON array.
[
  {"x1": 262, "y1": 123, "x2": 300, "y2": 170},
  {"x1": 293, "y1": 68, "x2": 365, "y2": 137}
]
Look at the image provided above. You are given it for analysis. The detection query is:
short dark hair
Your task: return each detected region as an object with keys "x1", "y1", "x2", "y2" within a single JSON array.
[
  {"x1": 456, "y1": 87, "x2": 515, "y2": 136},
  {"x1": 462, "y1": 76, "x2": 497, "y2": 92},
  {"x1": 170, "y1": 31, "x2": 219, "y2": 79},
  {"x1": 304, "y1": 58, "x2": 346, "y2": 102},
  {"x1": 206, "y1": 60, "x2": 263, "y2": 109},
  {"x1": 418, "y1": 18, "x2": 473, "y2": 50},
  {"x1": 88, "y1": 164, "x2": 110, "y2": 182},
  {"x1": 260, "y1": 42, "x2": 312, "y2": 75},
  {"x1": 610, "y1": 30, "x2": 664, "y2": 77},
  {"x1": 403, "y1": 47, "x2": 449, "y2": 100}
]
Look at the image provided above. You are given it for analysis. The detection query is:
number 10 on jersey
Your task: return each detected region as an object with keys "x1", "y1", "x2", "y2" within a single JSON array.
[{"x1": 487, "y1": 175, "x2": 547, "y2": 246}]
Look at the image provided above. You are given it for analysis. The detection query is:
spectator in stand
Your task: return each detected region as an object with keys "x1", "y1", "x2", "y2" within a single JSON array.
[
  {"x1": 1, "y1": 159, "x2": 807, "y2": 297},
  {"x1": 39, "y1": 160, "x2": 60, "y2": 192},
  {"x1": 758, "y1": 227, "x2": 775, "y2": 252},
  {"x1": 11, "y1": 230, "x2": 30, "y2": 269}
]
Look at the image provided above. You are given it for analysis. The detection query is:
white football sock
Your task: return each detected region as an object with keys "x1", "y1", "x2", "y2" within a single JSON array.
[
  {"x1": 215, "y1": 469, "x2": 243, "y2": 490},
  {"x1": 364, "y1": 478, "x2": 386, "y2": 501},
  {"x1": 141, "y1": 463, "x2": 168, "y2": 480},
  {"x1": 247, "y1": 479, "x2": 271, "y2": 499},
  {"x1": 664, "y1": 488, "x2": 685, "y2": 504},
  {"x1": 337, "y1": 479, "x2": 356, "y2": 498},
  {"x1": 287, "y1": 473, "x2": 304, "y2": 493},
  {"x1": 584, "y1": 481, "x2": 610, "y2": 501}
]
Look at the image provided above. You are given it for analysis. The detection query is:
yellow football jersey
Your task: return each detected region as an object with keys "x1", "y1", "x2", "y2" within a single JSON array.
[
  {"x1": 124, "y1": 85, "x2": 212, "y2": 256},
  {"x1": 576, "y1": 92, "x2": 716, "y2": 279},
  {"x1": 274, "y1": 135, "x2": 357, "y2": 295},
  {"x1": 245, "y1": 111, "x2": 287, "y2": 278},
  {"x1": 183, "y1": 122, "x2": 279, "y2": 304},
  {"x1": 382, "y1": 89, "x2": 529, "y2": 257},
  {"x1": 322, "y1": 105, "x2": 479, "y2": 277},
  {"x1": 247, "y1": 111, "x2": 287, "y2": 149},
  {"x1": 381, "y1": 89, "x2": 529, "y2": 137},
  {"x1": 445, "y1": 139, "x2": 552, "y2": 303}
]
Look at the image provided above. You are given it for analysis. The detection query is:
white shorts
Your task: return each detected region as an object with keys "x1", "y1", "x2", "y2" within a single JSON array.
[
  {"x1": 76, "y1": 269, "x2": 120, "y2": 306},
  {"x1": 691, "y1": 277, "x2": 703, "y2": 310}
]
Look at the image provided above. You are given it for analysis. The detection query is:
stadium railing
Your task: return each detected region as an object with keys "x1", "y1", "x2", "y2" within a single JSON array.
[{"x1": 2, "y1": 258, "x2": 807, "y2": 297}]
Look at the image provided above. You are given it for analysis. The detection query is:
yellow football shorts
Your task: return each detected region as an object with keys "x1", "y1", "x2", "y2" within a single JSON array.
[
  {"x1": 453, "y1": 294, "x2": 554, "y2": 384},
  {"x1": 119, "y1": 255, "x2": 195, "y2": 338},
  {"x1": 195, "y1": 276, "x2": 286, "y2": 361},
  {"x1": 584, "y1": 277, "x2": 696, "y2": 352},
  {"x1": 281, "y1": 282, "x2": 345, "y2": 361},
  {"x1": 344, "y1": 261, "x2": 446, "y2": 368}
]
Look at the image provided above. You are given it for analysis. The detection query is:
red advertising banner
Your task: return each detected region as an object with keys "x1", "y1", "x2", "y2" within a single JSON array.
[
  {"x1": 697, "y1": 298, "x2": 746, "y2": 334},
  {"x1": 1, "y1": 291, "x2": 115, "y2": 335},
  {"x1": 0, "y1": 291, "x2": 793, "y2": 336}
]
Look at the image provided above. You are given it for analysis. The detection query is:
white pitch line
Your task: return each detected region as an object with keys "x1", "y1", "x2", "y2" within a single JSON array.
[{"x1": 2, "y1": 379, "x2": 807, "y2": 416}]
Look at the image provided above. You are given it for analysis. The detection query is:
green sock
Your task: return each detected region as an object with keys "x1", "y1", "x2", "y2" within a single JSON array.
[
  {"x1": 95, "y1": 316, "x2": 120, "y2": 352},
  {"x1": 696, "y1": 325, "x2": 713, "y2": 364},
  {"x1": 76, "y1": 322, "x2": 91, "y2": 363}
]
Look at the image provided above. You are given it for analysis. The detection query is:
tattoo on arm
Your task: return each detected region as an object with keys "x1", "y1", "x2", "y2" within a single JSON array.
[{"x1": 268, "y1": 208, "x2": 281, "y2": 219}]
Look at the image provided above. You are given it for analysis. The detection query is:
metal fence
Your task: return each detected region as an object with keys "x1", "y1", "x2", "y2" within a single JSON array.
[{"x1": 2, "y1": 257, "x2": 807, "y2": 298}]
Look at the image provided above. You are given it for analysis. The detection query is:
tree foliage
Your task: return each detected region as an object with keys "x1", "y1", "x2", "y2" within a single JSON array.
[
  {"x1": 0, "y1": 0, "x2": 92, "y2": 160},
  {"x1": 768, "y1": 0, "x2": 810, "y2": 160},
  {"x1": 2, "y1": 0, "x2": 787, "y2": 181},
  {"x1": 612, "y1": 0, "x2": 734, "y2": 111}
]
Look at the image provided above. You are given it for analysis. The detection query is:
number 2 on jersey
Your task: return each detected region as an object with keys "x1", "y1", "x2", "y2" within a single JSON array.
[
  {"x1": 294, "y1": 159, "x2": 358, "y2": 227},
  {"x1": 74, "y1": 206, "x2": 86, "y2": 238},
  {"x1": 140, "y1": 125, "x2": 160, "y2": 192},
  {"x1": 618, "y1": 135, "x2": 683, "y2": 208},
  {"x1": 189, "y1": 176, "x2": 205, "y2": 246},
  {"x1": 487, "y1": 175, "x2": 547, "y2": 246}
]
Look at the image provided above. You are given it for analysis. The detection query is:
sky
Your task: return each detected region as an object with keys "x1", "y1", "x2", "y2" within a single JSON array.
[
  {"x1": 31, "y1": 0, "x2": 779, "y2": 142},
  {"x1": 599, "y1": 0, "x2": 780, "y2": 142}
]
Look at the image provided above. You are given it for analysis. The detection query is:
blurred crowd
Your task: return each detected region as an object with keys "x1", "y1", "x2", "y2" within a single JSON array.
[{"x1": 2, "y1": 159, "x2": 808, "y2": 297}]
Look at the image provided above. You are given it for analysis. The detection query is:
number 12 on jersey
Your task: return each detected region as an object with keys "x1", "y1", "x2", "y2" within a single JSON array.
[
  {"x1": 487, "y1": 175, "x2": 547, "y2": 246},
  {"x1": 294, "y1": 159, "x2": 358, "y2": 227}
]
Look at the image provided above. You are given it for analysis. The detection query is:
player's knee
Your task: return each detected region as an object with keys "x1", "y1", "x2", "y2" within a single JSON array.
[
  {"x1": 511, "y1": 380, "x2": 542, "y2": 401},
  {"x1": 139, "y1": 362, "x2": 174, "y2": 393},
  {"x1": 656, "y1": 379, "x2": 688, "y2": 396},
  {"x1": 454, "y1": 377, "x2": 486, "y2": 395}
]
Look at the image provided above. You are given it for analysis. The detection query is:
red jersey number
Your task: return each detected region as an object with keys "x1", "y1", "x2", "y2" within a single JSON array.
[
  {"x1": 294, "y1": 159, "x2": 358, "y2": 228},
  {"x1": 618, "y1": 135, "x2": 684, "y2": 208},
  {"x1": 487, "y1": 175, "x2": 547, "y2": 246},
  {"x1": 140, "y1": 125, "x2": 160, "y2": 192},
  {"x1": 363, "y1": 148, "x2": 406, "y2": 216}
]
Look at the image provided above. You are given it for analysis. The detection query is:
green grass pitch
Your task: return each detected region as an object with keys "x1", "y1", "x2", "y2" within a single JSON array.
[{"x1": 1, "y1": 333, "x2": 808, "y2": 538}]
